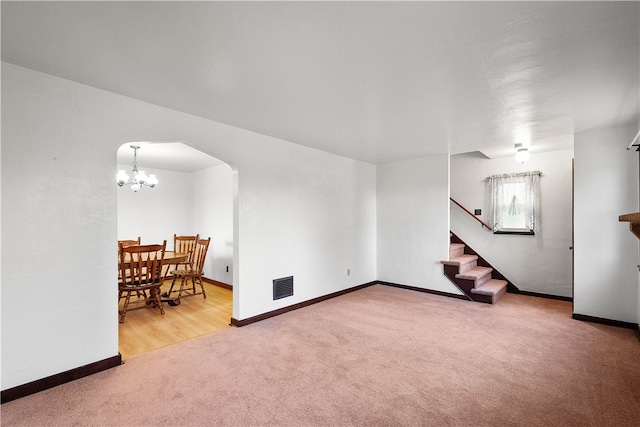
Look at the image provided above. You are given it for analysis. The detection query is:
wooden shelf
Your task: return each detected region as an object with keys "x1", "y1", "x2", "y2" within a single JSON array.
[{"x1": 619, "y1": 212, "x2": 640, "y2": 239}]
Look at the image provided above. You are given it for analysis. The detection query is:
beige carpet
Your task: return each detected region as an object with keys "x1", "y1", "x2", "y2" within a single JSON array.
[{"x1": 2, "y1": 285, "x2": 639, "y2": 426}]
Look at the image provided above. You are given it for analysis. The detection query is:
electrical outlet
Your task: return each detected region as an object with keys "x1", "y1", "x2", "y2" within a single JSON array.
[
  {"x1": 474, "y1": 209, "x2": 482, "y2": 215},
  {"x1": 347, "y1": 268, "x2": 351, "y2": 276}
]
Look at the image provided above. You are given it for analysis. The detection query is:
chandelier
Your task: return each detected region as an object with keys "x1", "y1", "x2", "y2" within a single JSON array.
[{"x1": 116, "y1": 145, "x2": 159, "y2": 191}]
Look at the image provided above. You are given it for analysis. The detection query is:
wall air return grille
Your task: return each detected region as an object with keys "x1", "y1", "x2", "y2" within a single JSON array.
[{"x1": 273, "y1": 276, "x2": 294, "y2": 300}]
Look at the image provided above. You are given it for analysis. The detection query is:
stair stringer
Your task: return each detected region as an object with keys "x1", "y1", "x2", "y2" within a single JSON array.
[
  {"x1": 442, "y1": 232, "x2": 517, "y2": 304},
  {"x1": 449, "y1": 231, "x2": 519, "y2": 294},
  {"x1": 442, "y1": 264, "x2": 491, "y2": 303}
]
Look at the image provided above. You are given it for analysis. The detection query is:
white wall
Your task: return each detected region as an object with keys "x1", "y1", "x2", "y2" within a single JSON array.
[
  {"x1": 377, "y1": 155, "x2": 460, "y2": 295},
  {"x1": 1, "y1": 63, "x2": 377, "y2": 390},
  {"x1": 236, "y1": 137, "x2": 377, "y2": 318},
  {"x1": 192, "y1": 163, "x2": 234, "y2": 284},
  {"x1": 450, "y1": 149, "x2": 574, "y2": 297},
  {"x1": 574, "y1": 125, "x2": 639, "y2": 323},
  {"x1": 117, "y1": 164, "x2": 194, "y2": 247}
]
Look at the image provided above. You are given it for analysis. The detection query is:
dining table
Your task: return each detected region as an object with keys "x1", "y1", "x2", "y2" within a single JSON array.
[{"x1": 119, "y1": 251, "x2": 187, "y2": 271}]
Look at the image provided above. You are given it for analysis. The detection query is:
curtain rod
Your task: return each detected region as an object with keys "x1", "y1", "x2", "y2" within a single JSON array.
[{"x1": 487, "y1": 171, "x2": 542, "y2": 180}]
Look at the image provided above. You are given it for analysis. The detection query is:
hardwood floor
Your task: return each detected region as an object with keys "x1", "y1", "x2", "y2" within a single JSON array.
[{"x1": 118, "y1": 280, "x2": 233, "y2": 359}]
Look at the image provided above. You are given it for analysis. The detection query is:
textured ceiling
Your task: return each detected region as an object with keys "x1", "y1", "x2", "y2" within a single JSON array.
[{"x1": 2, "y1": 1, "x2": 639, "y2": 166}]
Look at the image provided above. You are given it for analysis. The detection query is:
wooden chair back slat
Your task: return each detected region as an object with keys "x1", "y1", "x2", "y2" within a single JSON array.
[
  {"x1": 174, "y1": 234, "x2": 199, "y2": 265},
  {"x1": 192, "y1": 238, "x2": 211, "y2": 274},
  {"x1": 121, "y1": 244, "x2": 165, "y2": 285}
]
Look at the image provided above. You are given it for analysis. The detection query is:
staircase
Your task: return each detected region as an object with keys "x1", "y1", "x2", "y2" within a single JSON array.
[{"x1": 441, "y1": 233, "x2": 509, "y2": 304}]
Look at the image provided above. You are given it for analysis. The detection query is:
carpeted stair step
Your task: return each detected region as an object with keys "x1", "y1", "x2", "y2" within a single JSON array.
[
  {"x1": 455, "y1": 266, "x2": 493, "y2": 288},
  {"x1": 449, "y1": 243, "x2": 465, "y2": 259},
  {"x1": 443, "y1": 233, "x2": 512, "y2": 305},
  {"x1": 441, "y1": 254, "x2": 478, "y2": 273},
  {"x1": 471, "y1": 279, "x2": 508, "y2": 304}
]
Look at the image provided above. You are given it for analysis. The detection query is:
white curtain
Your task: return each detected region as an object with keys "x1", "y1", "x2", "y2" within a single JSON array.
[{"x1": 490, "y1": 171, "x2": 541, "y2": 234}]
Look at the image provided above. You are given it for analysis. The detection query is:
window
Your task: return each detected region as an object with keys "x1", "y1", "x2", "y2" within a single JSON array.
[{"x1": 489, "y1": 171, "x2": 540, "y2": 235}]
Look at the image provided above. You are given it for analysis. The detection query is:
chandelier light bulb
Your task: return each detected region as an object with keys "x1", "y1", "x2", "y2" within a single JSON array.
[
  {"x1": 136, "y1": 170, "x2": 149, "y2": 184},
  {"x1": 147, "y1": 174, "x2": 159, "y2": 187},
  {"x1": 116, "y1": 170, "x2": 129, "y2": 186},
  {"x1": 131, "y1": 183, "x2": 141, "y2": 192}
]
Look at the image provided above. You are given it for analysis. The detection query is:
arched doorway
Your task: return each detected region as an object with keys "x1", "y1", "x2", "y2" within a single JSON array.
[{"x1": 116, "y1": 141, "x2": 236, "y2": 358}]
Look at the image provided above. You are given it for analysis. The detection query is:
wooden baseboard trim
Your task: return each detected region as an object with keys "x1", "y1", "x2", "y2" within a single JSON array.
[
  {"x1": 1, "y1": 354, "x2": 122, "y2": 404},
  {"x1": 230, "y1": 281, "x2": 377, "y2": 327},
  {"x1": 514, "y1": 290, "x2": 573, "y2": 302},
  {"x1": 230, "y1": 280, "x2": 473, "y2": 327},
  {"x1": 377, "y1": 281, "x2": 470, "y2": 300},
  {"x1": 572, "y1": 313, "x2": 639, "y2": 332},
  {"x1": 203, "y1": 277, "x2": 233, "y2": 290}
]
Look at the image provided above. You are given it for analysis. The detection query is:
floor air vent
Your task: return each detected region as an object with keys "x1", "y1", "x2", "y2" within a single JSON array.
[{"x1": 273, "y1": 276, "x2": 294, "y2": 300}]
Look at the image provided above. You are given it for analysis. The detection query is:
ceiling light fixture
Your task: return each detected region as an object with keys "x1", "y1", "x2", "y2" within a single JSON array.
[
  {"x1": 514, "y1": 143, "x2": 530, "y2": 163},
  {"x1": 116, "y1": 145, "x2": 159, "y2": 192}
]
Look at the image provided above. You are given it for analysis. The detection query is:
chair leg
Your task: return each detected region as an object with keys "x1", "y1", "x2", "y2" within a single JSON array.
[
  {"x1": 190, "y1": 276, "x2": 197, "y2": 295},
  {"x1": 198, "y1": 276, "x2": 206, "y2": 299},
  {"x1": 119, "y1": 291, "x2": 132, "y2": 323},
  {"x1": 163, "y1": 274, "x2": 179, "y2": 298},
  {"x1": 152, "y1": 287, "x2": 165, "y2": 315},
  {"x1": 175, "y1": 275, "x2": 187, "y2": 303}
]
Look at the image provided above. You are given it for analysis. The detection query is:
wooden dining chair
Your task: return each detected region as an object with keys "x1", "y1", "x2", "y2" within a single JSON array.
[
  {"x1": 118, "y1": 237, "x2": 141, "y2": 249},
  {"x1": 118, "y1": 241, "x2": 167, "y2": 323},
  {"x1": 117, "y1": 237, "x2": 143, "y2": 294},
  {"x1": 173, "y1": 234, "x2": 199, "y2": 266},
  {"x1": 163, "y1": 234, "x2": 199, "y2": 280},
  {"x1": 165, "y1": 237, "x2": 211, "y2": 305}
]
